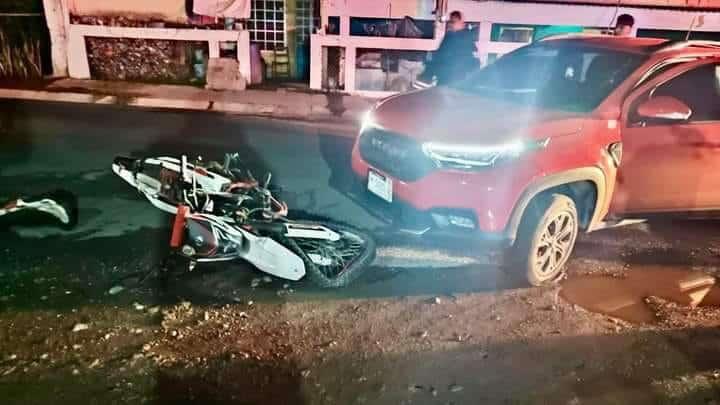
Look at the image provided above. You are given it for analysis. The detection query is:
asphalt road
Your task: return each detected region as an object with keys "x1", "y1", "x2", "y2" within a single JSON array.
[
  {"x1": 6, "y1": 101, "x2": 720, "y2": 405},
  {"x1": 0, "y1": 100, "x2": 501, "y2": 305}
]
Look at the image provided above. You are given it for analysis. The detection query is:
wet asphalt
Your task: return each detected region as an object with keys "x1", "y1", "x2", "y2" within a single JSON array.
[
  {"x1": 0, "y1": 100, "x2": 510, "y2": 309},
  {"x1": 6, "y1": 101, "x2": 720, "y2": 405}
]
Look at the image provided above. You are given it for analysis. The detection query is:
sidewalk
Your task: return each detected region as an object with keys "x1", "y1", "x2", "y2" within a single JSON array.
[{"x1": 0, "y1": 79, "x2": 373, "y2": 135}]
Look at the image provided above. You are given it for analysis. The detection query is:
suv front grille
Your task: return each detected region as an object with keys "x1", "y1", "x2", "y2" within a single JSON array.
[{"x1": 358, "y1": 128, "x2": 436, "y2": 182}]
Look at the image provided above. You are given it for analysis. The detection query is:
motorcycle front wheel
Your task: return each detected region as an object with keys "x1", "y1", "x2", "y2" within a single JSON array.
[{"x1": 280, "y1": 222, "x2": 376, "y2": 288}]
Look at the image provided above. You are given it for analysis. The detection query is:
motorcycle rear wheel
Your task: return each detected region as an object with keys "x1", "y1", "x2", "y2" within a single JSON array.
[{"x1": 280, "y1": 222, "x2": 376, "y2": 288}]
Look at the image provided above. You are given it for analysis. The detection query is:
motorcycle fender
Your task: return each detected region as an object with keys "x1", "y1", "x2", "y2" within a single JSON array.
[
  {"x1": 242, "y1": 232, "x2": 306, "y2": 281},
  {"x1": 285, "y1": 223, "x2": 340, "y2": 241},
  {"x1": 112, "y1": 163, "x2": 178, "y2": 215}
]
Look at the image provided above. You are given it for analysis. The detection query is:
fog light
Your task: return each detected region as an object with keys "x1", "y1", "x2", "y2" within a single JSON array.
[
  {"x1": 431, "y1": 213, "x2": 450, "y2": 227},
  {"x1": 448, "y1": 215, "x2": 476, "y2": 229},
  {"x1": 431, "y1": 212, "x2": 476, "y2": 230}
]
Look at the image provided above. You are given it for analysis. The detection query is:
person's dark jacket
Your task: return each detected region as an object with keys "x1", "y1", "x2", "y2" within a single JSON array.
[{"x1": 423, "y1": 27, "x2": 478, "y2": 85}]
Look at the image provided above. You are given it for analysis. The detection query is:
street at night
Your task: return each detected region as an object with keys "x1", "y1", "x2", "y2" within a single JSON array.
[{"x1": 3, "y1": 101, "x2": 720, "y2": 404}]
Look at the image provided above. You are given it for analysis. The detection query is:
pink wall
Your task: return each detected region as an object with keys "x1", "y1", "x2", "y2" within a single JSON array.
[
  {"x1": 531, "y1": 0, "x2": 720, "y2": 9},
  {"x1": 67, "y1": 0, "x2": 188, "y2": 21},
  {"x1": 321, "y1": 0, "x2": 435, "y2": 20}
]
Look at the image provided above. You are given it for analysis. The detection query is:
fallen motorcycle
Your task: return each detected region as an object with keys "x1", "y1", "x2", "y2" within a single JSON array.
[{"x1": 112, "y1": 154, "x2": 375, "y2": 288}]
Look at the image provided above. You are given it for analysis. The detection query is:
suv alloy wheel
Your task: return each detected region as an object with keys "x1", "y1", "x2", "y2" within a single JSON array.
[{"x1": 514, "y1": 194, "x2": 579, "y2": 286}]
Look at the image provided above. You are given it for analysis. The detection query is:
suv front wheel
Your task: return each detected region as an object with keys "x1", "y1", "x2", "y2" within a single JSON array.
[{"x1": 513, "y1": 194, "x2": 579, "y2": 286}]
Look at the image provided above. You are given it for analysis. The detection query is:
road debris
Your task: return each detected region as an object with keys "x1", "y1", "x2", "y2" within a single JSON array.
[
  {"x1": 2, "y1": 366, "x2": 17, "y2": 376},
  {"x1": 108, "y1": 286, "x2": 125, "y2": 295},
  {"x1": 449, "y1": 384, "x2": 464, "y2": 393},
  {"x1": 72, "y1": 323, "x2": 90, "y2": 332}
]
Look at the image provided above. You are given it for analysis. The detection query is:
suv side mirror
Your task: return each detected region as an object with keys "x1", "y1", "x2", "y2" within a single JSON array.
[{"x1": 636, "y1": 96, "x2": 692, "y2": 121}]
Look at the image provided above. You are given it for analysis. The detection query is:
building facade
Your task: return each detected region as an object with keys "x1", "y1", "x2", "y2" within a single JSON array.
[
  {"x1": 41, "y1": 0, "x2": 318, "y2": 86},
  {"x1": 36, "y1": 0, "x2": 720, "y2": 93},
  {"x1": 311, "y1": 0, "x2": 720, "y2": 96}
]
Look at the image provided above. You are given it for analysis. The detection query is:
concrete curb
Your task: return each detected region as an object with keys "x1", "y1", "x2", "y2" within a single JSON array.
[
  {"x1": 0, "y1": 89, "x2": 118, "y2": 105},
  {"x1": 0, "y1": 87, "x2": 364, "y2": 138}
]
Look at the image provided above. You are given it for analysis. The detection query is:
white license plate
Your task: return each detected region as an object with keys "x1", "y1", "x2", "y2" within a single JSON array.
[{"x1": 367, "y1": 170, "x2": 393, "y2": 202}]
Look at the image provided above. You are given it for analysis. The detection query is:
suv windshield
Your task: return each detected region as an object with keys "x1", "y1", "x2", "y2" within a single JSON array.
[{"x1": 452, "y1": 42, "x2": 647, "y2": 112}]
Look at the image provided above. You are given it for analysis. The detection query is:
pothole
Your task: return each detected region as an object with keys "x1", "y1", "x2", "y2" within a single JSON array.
[{"x1": 561, "y1": 268, "x2": 717, "y2": 323}]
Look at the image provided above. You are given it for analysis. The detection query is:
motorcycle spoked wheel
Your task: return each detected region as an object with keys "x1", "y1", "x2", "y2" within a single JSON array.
[{"x1": 279, "y1": 222, "x2": 376, "y2": 288}]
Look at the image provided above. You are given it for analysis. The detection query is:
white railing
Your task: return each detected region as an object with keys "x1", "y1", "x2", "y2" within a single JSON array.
[{"x1": 313, "y1": 0, "x2": 720, "y2": 96}]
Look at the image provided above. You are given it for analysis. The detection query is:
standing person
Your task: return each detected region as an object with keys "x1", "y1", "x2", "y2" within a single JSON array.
[
  {"x1": 614, "y1": 14, "x2": 635, "y2": 37},
  {"x1": 419, "y1": 10, "x2": 478, "y2": 86}
]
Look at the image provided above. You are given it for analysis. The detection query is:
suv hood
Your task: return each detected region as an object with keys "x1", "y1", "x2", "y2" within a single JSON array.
[{"x1": 372, "y1": 87, "x2": 585, "y2": 144}]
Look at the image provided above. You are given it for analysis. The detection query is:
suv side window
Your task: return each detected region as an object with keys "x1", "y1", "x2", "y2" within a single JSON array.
[
  {"x1": 634, "y1": 58, "x2": 696, "y2": 88},
  {"x1": 650, "y1": 64, "x2": 720, "y2": 122}
]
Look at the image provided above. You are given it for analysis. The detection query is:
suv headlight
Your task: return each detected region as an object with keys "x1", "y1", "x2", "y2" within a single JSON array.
[{"x1": 422, "y1": 138, "x2": 550, "y2": 170}]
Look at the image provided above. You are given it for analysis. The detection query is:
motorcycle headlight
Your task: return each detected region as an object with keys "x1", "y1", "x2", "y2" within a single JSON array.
[{"x1": 422, "y1": 138, "x2": 550, "y2": 170}]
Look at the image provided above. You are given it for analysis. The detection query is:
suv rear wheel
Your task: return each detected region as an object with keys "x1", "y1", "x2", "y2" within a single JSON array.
[{"x1": 514, "y1": 194, "x2": 579, "y2": 286}]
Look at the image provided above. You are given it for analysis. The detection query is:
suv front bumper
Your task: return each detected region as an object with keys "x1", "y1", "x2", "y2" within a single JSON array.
[{"x1": 343, "y1": 173, "x2": 511, "y2": 247}]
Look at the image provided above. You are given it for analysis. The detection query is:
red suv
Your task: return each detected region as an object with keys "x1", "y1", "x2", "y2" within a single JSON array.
[{"x1": 351, "y1": 36, "x2": 720, "y2": 285}]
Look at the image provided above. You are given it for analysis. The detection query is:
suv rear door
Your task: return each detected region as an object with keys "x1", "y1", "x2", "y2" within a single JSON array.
[{"x1": 611, "y1": 57, "x2": 720, "y2": 215}]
